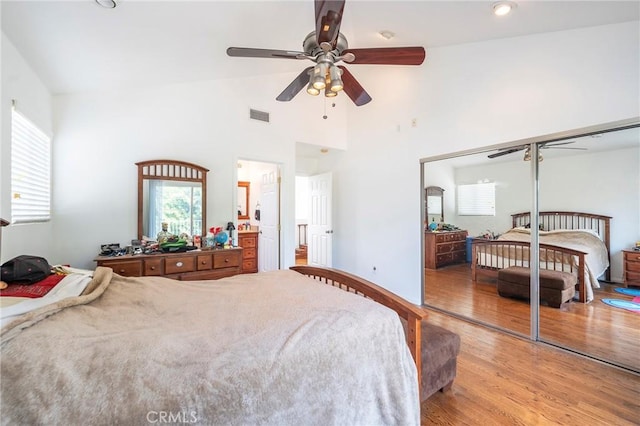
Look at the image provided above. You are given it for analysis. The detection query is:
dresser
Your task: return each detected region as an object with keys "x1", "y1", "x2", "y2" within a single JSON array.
[
  {"x1": 94, "y1": 248, "x2": 243, "y2": 281},
  {"x1": 425, "y1": 230, "x2": 468, "y2": 269},
  {"x1": 238, "y1": 231, "x2": 259, "y2": 273},
  {"x1": 622, "y1": 249, "x2": 640, "y2": 288}
]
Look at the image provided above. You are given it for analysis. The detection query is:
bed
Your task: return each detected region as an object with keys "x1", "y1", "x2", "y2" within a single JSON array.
[
  {"x1": 1, "y1": 265, "x2": 425, "y2": 425},
  {"x1": 471, "y1": 211, "x2": 611, "y2": 303}
]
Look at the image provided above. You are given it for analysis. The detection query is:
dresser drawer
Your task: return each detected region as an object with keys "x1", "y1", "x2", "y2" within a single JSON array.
[
  {"x1": 213, "y1": 251, "x2": 241, "y2": 268},
  {"x1": 243, "y1": 247, "x2": 257, "y2": 259},
  {"x1": 103, "y1": 260, "x2": 142, "y2": 276},
  {"x1": 164, "y1": 256, "x2": 196, "y2": 274},
  {"x1": 625, "y1": 251, "x2": 640, "y2": 263},
  {"x1": 626, "y1": 260, "x2": 640, "y2": 273},
  {"x1": 436, "y1": 243, "x2": 455, "y2": 254},
  {"x1": 144, "y1": 258, "x2": 163, "y2": 276},
  {"x1": 196, "y1": 254, "x2": 213, "y2": 271},
  {"x1": 242, "y1": 259, "x2": 257, "y2": 272},
  {"x1": 239, "y1": 236, "x2": 257, "y2": 248}
]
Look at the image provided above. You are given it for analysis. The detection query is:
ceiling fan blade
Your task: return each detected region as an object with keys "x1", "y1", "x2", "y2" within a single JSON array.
[
  {"x1": 487, "y1": 147, "x2": 524, "y2": 159},
  {"x1": 544, "y1": 147, "x2": 588, "y2": 150},
  {"x1": 276, "y1": 67, "x2": 313, "y2": 102},
  {"x1": 337, "y1": 66, "x2": 372, "y2": 106},
  {"x1": 544, "y1": 141, "x2": 575, "y2": 147},
  {"x1": 342, "y1": 47, "x2": 426, "y2": 65},
  {"x1": 315, "y1": 0, "x2": 345, "y2": 47},
  {"x1": 226, "y1": 47, "x2": 306, "y2": 60}
]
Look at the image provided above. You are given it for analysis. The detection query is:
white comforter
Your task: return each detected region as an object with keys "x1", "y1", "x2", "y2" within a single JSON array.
[{"x1": 1, "y1": 267, "x2": 419, "y2": 426}]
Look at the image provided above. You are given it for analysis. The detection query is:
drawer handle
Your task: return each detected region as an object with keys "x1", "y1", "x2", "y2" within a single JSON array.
[
  {"x1": 150, "y1": 266, "x2": 156, "y2": 270},
  {"x1": 224, "y1": 258, "x2": 229, "y2": 263},
  {"x1": 119, "y1": 269, "x2": 125, "y2": 273},
  {"x1": 176, "y1": 261, "x2": 183, "y2": 268},
  {"x1": 201, "y1": 260, "x2": 207, "y2": 264}
]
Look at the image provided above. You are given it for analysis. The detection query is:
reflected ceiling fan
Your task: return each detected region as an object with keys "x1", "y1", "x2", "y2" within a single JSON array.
[
  {"x1": 487, "y1": 141, "x2": 587, "y2": 161},
  {"x1": 226, "y1": 0, "x2": 426, "y2": 106}
]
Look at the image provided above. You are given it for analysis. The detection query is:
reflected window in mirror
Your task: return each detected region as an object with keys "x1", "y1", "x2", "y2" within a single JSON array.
[
  {"x1": 238, "y1": 181, "x2": 250, "y2": 220},
  {"x1": 137, "y1": 160, "x2": 208, "y2": 240}
]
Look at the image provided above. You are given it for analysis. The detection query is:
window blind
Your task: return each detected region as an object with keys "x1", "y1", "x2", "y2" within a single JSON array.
[
  {"x1": 457, "y1": 182, "x2": 495, "y2": 216},
  {"x1": 11, "y1": 107, "x2": 51, "y2": 223}
]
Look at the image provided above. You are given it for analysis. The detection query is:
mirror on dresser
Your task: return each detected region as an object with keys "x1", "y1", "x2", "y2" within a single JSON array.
[
  {"x1": 137, "y1": 159, "x2": 208, "y2": 240},
  {"x1": 425, "y1": 186, "x2": 444, "y2": 224}
]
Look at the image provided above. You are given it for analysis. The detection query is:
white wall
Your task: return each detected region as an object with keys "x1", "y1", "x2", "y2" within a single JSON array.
[
  {"x1": 49, "y1": 75, "x2": 348, "y2": 270},
  {"x1": 333, "y1": 22, "x2": 639, "y2": 303},
  {"x1": 1, "y1": 34, "x2": 54, "y2": 262},
  {"x1": 1, "y1": 21, "x2": 638, "y2": 305}
]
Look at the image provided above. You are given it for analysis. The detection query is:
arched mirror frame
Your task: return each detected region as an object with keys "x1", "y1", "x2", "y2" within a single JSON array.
[
  {"x1": 137, "y1": 159, "x2": 208, "y2": 240},
  {"x1": 425, "y1": 186, "x2": 444, "y2": 223},
  {"x1": 238, "y1": 181, "x2": 250, "y2": 220}
]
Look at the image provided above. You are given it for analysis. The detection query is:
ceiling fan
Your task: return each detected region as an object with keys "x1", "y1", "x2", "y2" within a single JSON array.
[
  {"x1": 487, "y1": 141, "x2": 587, "y2": 160},
  {"x1": 226, "y1": 0, "x2": 426, "y2": 106}
]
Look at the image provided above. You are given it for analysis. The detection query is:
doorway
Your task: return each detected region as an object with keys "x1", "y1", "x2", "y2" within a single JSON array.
[
  {"x1": 295, "y1": 172, "x2": 333, "y2": 268},
  {"x1": 237, "y1": 159, "x2": 281, "y2": 271}
]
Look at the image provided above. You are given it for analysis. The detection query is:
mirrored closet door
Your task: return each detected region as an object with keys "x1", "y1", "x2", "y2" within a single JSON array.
[
  {"x1": 422, "y1": 149, "x2": 532, "y2": 338},
  {"x1": 422, "y1": 119, "x2": 640, "y2": 373}
]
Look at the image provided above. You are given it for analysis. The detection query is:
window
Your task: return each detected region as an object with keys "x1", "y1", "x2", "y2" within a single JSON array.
[
  {"x1": 457, "y1": 182, "x2": 495, "y2": 216},
  {"x1": 11, "y1": 107, "x2": 51, "y2": 223}
]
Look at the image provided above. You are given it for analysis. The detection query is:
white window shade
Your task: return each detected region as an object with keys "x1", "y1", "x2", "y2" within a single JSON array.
[
  {"x1": 457, "y1": 182, "x2": 495, "y2": 216},
  {"x1": 11, "y1": 108, "x2": 51, "y2": 224}
]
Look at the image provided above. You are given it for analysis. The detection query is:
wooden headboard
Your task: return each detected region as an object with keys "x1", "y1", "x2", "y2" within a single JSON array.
[{"x1": 511, "y1": 211, "x2": 612, "y2": 281}]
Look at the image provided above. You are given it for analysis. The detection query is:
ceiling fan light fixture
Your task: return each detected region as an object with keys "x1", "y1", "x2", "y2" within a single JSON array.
[
  {"x1": 324, "y1": 86, "x2": 338, "y2": 97},
  {"x1": 306, "y1": 80, "x2": 320, "y2": 96},
  {"x1": 523, "y1": 147, "x2": 543, "y2": 162},
  {"x1": 312, "y1": 63, "x2": 329, "y2": 90},
  {"x1": 329, "y1": 65, "x2": 343, "y2": 92},
  {"x1": 493, "y1": 1, "x2": 516, "y2": 16}
]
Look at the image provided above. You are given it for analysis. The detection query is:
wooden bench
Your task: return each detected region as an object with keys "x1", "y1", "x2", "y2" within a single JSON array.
[{"x1": 497, "y1": 266, "x2": 576, "y2": 308}]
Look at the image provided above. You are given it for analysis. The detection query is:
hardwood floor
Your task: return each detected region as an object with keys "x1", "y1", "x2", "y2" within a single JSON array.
[
  {"x1": 425, "y1": 264, "x2": 640, "y2": 371},
  {"x1": 420, "y1": 309, "x2": 640, "y2": 425}
]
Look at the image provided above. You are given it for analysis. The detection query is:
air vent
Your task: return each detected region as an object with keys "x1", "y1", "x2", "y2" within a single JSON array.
[{"x1": 249, "y1": 109, "x2": 270, "y2": 123}]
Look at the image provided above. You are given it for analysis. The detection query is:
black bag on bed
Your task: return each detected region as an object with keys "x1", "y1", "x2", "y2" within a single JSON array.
[{"x1": 0, "y1": 255, "x2": 52, "y2": 284}]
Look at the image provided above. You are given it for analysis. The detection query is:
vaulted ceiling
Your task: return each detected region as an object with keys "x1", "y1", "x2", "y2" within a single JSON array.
[{"x1": 2, "y1": 1, "x2": 638, "y2": 95}]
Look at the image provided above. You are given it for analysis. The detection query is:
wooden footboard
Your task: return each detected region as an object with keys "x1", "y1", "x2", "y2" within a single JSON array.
[
  {"x1": 471, "y1": 241, "x2": 588, "y2": 303},
  {"x1": 290, "y1": 266, "x2": 427, "y2": 390}
]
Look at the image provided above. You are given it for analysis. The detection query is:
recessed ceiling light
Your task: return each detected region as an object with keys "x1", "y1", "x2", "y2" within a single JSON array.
[
  {"x1": 95, "y1": 0, "x2": 117, "y2": 9},
  {"x1": 379, "y1": 30, "x2": 395, "y2": 40},
  {"x1": 493, "y1": 1, "x2": 516, "y2": 16}
]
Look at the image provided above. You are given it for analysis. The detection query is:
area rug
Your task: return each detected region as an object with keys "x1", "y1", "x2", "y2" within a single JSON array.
[
  {"x1": 601, "y1": 298, "x2": 640, "y2": 314},
  {"x1": 613, "y1": 287, "x2": 640, "y2": 297}
]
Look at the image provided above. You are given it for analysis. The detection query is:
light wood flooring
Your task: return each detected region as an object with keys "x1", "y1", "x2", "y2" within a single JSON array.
[
  {"x1": 424, "y1": 264, "x2": 640, "y2": 371},
  {"x1": 420, "y1": 309, "x2": 639, "y2": 425}
]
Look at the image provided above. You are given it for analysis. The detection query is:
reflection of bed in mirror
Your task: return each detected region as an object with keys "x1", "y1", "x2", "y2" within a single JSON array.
[{"x1": 471, "y1": 211, "x2": 611, "y2": 303}]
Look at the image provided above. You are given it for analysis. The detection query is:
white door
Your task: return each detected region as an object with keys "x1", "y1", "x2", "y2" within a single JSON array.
[
  {"x1": 308, "y1": 172, "x2": 332, "y2": 267},
  {"x1": 259, "y1": 168, "x2": 280, "y2": 271}
]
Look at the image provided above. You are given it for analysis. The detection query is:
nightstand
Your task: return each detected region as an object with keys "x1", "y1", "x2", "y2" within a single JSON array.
[{"x1": 622, "y1": 249, "x2": 640, "y2": 288}]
